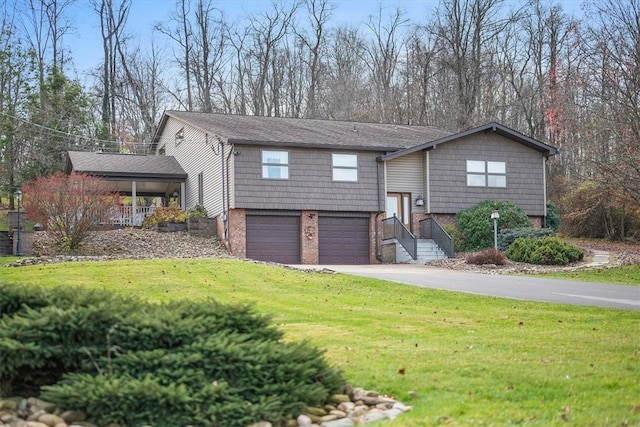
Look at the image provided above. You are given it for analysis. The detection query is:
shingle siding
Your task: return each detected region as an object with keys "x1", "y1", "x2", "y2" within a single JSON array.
[
  {"x1": 233, "y1": 145, "x2": 383, "y2": 211},
  {"x1": 428, "y1": 133, "x2": 546, "y2": 216}
]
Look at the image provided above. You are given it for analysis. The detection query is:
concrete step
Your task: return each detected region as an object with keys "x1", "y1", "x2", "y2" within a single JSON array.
[{"x1": 389, "y1": 238, "x2": 449, "y2": 264}]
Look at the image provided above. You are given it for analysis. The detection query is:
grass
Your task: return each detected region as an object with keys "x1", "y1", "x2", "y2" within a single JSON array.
[
  {"x1": 535, "y1": 264, "x2": 640, "y2": 286},
  {"x1": 1, "y1": 257, "x2": 639, "y2": 426}
]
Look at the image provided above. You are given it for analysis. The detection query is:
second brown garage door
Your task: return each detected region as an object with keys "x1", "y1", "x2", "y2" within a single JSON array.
[
  {"x1": 246, "y1": 214, "x2": 300, "y2": 264},
  {"x1": 318, "y1": 216, "x2": 370, "y2": 264}
]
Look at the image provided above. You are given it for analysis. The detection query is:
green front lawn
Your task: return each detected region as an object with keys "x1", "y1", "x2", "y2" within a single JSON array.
[
  {"x1": 535, "y1": 264, "x2": 640, "y2": 286},
  {"x1": 1, "y1": 258, "x2": 638, "y2": 426}
]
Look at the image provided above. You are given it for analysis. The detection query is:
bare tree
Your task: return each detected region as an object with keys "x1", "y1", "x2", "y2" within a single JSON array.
[
  {"x1": 20, "y1": 0, "x2": 74, "y2": 107},
  {"x1": 94, "y1": 0, "x2": 130, "y2": 140},
  {"x1": 155, "y1": 0, "x2": 194, "y2": 111},
  {"x1": 429, "y1": 0, "x2": 507, "y2": 130},
  {"x1": 323, "y1": 26, "x2": 370, "y2": 121},
  {"x1": 0, "y1": 11, "x2": 34, "y2": 207},
  {"x1": 402, "y1": 28, "x2": 439, "y2": 125},
  {"x1": 581, "y1": 0, "x2": 640, "y2": 206},
  {"x1": 295, "y1": 0, "x2": 333, "y2": 118},
  {"x1": 228, "y1": 26, "x2": 250, "y2": 115},
  {"x1": 363, "y1": 6, "x2": 409, "y2": 123},
  {"x1": 188, "y1": 0, "x2": 229, "y2": 112},
  {"x1": 244, "y1": 1, "x2": 298, "y2": 116},
  {"x1": 115, "y1": 39, "x2": 169, "y2": 152}
]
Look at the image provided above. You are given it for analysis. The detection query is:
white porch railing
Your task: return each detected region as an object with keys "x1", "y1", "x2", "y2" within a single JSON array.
[{"x1": 108, "y1": 206, "x2": 155, "y2": 226}]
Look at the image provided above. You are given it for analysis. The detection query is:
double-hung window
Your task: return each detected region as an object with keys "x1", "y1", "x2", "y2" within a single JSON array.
[
  {"x1": 332, "y1": 153, "x2": 358, "y2": 182},
  {"x1": 262, "y1": 150, "x2": 289, "y2": 179},
  {"x1": 466, "y1": 160, "x2": 506, "y2": 187}
]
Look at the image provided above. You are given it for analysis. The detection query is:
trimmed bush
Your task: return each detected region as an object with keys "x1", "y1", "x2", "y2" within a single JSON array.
[
  {"x1": 506, "y1": 236, "x2": 584, "y2": 265},
  {"x1": 142, "y1": 206, "x2": 188, "y2": 228},
  {"x1": 0, "y1": 283, "x2": 345, "y2": 427},
  {"x1": 497, "y1": 227, "x2": 555, "y2": 251},
  {"x1": 466, "y1": 248, "x2": 507, "y2": 266},
  {"x1": 457, "y1": 200, "x2": 532, "y2": 251},
  {"x1": 442, "y1": 224, "x2": 466, "y2": 253}
]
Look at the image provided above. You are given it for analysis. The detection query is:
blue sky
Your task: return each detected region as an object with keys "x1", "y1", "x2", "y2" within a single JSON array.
[{"x1": 68, "y1": 0, "x2": 585, "y2": 77}]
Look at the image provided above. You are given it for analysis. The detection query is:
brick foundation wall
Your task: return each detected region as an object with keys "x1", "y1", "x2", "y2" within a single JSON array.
[
  {"x1": 414, "y1": 213, "x2": 544, "y2": 231},
  {"x1": 380, "y1": 240, "x2": 396, "y2": 263},
  {"x1": 227, "y1": 209, "x2": 246, "y2": 258},
  {"x1": 369, "y1": 212, "x2": 382, "y2": 264},
  {"x1": 530, "y1": 216, "x2": 543, "y2": 228},
  {"x1": 227, "y1": 209, "x2": 387, "y2": 264},
  {"x1": 411, "y1": 213, "x2": 430, "y2": 238},
  {"x1": 300, "y1": 210, "x2": 319, "y2": 264}
]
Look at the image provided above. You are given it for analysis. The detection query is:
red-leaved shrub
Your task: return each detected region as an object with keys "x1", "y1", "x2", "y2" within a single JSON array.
[
  {"x1": 21, "y1": 172, "x2": 118, "y2": 250},
  {"x1": 465, "y1": 248, "x2": 507, "y2": 265}
]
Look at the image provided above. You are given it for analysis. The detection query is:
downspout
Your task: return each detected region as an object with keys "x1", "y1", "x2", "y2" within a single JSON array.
[
  {"x1": 220, "y1": 140, "x2": 227, "y2": 239},
  {"x1": 224, "y1": 143, "x2": 233, "y2": 240},
  {"x1": 426, "y1": 150, "x2": 431, "y2": 214},
  {"x1": 375, "y1": 157, "x2": 385, "y2": 263},
  {"x1": 207, "y1": 134, "x2": 227, "y2": 239},
  {"x1": 542, "y1": 155, "x2": 547, "y2": 228}
]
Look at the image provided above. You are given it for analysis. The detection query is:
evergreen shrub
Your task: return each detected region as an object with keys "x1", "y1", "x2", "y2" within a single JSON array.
[
  {"x1": 546, "y1": 201, "x2": 561, "y2": 232},
  {"x1": 497, "y1": 227, "x2": 555, "y2": 251},
  {"x1": 457, "y1": 200, "x2": 532, "y2": 251},
  {"x1": 0, "y1": 283, "x2": 345, "y2": 427},
  {"x1": 442, "y1": 224, "x2": 466, "y2": 253},
  {"x1": 505, "y1": 236, "x2": 584, "y2": 265},
  {"x1": 188, "y1": 204, "x2": 208, "y2": 219}
]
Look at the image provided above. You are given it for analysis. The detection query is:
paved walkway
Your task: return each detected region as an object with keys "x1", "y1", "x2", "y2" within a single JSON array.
[{"x1": 580, "y1": 250, "x2": 611, "y2": 268}]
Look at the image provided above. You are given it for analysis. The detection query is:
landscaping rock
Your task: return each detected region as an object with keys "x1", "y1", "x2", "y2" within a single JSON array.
[
  {"x1": 59, "y1": 412, "x2": 85, "y2": 424},
  {"x1": 0, "y1": 386, "x2": 413, "y2": 427},
  {"x1": 37, "y1": 413, "x2": 65, "y2": 427}
]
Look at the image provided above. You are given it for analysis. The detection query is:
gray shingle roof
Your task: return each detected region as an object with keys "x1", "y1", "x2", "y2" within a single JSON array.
[
  {"x1": 156, "y1": 111, "x2": 453, "y2": 151},
  {"x1": 66, "y1": 151, "x2": 187, "y2": 181},
  {"x1": 381, "y1": 122, "x2": 559, "y2": 160}
]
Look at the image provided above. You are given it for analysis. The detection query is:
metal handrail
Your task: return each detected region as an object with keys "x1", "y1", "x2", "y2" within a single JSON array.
[
  {"x1": 419, "y1": 216, "x2": 454, "y2": 258},
  {"x1": 382, "y1": 215, "x2": 417, "y2": 260}
]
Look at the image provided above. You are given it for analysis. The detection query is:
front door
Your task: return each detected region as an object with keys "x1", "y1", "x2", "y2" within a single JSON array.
[{"x1": 386, "y1": 192, "x2": 411, "y2": 227}]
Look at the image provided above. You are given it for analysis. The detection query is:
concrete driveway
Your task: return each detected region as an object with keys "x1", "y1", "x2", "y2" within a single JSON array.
[{"x1": 300, "y1": 264, "x2": 640, "y2": 311}]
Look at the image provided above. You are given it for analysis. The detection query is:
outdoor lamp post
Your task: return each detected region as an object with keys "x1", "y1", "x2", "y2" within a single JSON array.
[
  {"x1": 491, "y1": 210, "x2": 500, "y2": 251},
  {"x1": 15, "y1": 189, "x2": 22, "y2": 256}
]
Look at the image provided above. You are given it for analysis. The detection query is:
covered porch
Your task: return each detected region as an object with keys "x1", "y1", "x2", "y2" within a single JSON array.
[{"x1": 66, "y1": 151, "x2": 188, "y2": 227}]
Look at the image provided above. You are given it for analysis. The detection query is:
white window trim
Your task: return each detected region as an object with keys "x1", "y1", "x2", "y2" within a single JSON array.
[
  {"x1": 262, "y1": 150, "x2": 289, "y2": 179},
  {"x1": 466, "y1": 160, "x2": 506, "y2": 188},
  {"x1": 332, "y1": 153, "x2": 358, "y2": 182}
]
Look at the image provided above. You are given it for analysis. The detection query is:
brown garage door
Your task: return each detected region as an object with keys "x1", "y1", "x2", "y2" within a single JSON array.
[
  {"x1": 246, "y1": 215, "x2": 300, "y2": 264},
  {"x1": 319, "y1": 216, "x2": 370, "y2": 264}
]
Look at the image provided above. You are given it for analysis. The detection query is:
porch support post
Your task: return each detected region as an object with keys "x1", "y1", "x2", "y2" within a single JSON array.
[
  {"x1": 180, "y1": 182, "x2": 186, "y2": 209},
  {"x1": 132, "y1": 181, "x2": 138, "y2": 225}
]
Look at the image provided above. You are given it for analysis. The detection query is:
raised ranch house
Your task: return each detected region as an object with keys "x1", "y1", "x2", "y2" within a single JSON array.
[{"x1": 68, "y1": 112, "x2": 558, "y2": 265}]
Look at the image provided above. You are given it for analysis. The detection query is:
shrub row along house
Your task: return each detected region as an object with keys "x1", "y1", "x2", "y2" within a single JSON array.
[{"x1": 66, "y1": 112, "x2": 558, "y2": 265}]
